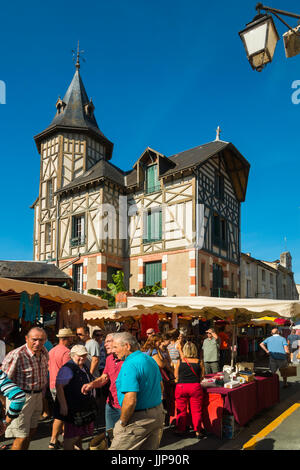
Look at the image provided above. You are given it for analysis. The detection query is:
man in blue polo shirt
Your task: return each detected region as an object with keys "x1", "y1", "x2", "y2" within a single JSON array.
[
  {"x1": 260, "y1": 328, "x2": 290, "y2": 387},
  {"x1": 109, "y1": 332, "x2": 164, "y2": 450}
]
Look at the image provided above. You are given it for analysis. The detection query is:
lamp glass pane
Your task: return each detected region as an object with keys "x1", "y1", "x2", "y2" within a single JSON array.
[
  {"x1": 242, "y1": 22, "x2": 268, "y2": 55},
  {"x1": 266, "y1": 21, "x2": 279, "y2": 60}
]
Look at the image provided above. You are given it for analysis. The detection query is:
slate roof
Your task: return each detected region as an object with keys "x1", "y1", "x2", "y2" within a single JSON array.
[
  {"x1": 56, "y1": 158, "x2": 127, "y2": 193},
  {"x1": 57, "y1": 139, "x2": 244, "y2": 193},
  {"x1": 0, "y1": 261, "x2": 72, "y2": 281},
  {"x1": 161, "y1": 141, "x2": 230, "y2": 176},
  {"x1": 34, "y1": 69, "x2": 113, "y2": 158},
  {"x1": 47, "y1": 70, "x2": 103, "y2": 136}
]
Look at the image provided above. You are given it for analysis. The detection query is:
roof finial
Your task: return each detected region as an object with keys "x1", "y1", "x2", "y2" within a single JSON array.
[
  {"x1": 72, "y1": 41, "x2": 85, "y2": 71},
  {"x1": 216, "y1": 125, "x2": 221, "y2": 141}
]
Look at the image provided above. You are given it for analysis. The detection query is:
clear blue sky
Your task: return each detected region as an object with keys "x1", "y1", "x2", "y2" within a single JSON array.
[{"x1": 0, "y1": 0, "x2": 299, "y2": 283}]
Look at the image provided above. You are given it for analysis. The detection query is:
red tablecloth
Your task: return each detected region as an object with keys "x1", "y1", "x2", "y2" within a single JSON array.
[
  {"x1": 202, "y1": 374, "x2": 279, "y2": 438},
  {"x1": 254, "y1": 374, "x2": 280, "y2": 414}
]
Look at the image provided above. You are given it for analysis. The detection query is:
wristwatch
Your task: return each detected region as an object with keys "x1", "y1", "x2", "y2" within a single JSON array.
[{"x1": 119, "y1": 419, "x2": 126, "y2": 427}]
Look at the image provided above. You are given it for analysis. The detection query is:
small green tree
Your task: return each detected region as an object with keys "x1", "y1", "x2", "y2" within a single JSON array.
[{"x1": 107, "y1": 270, "x2": 126, "y2": 296}]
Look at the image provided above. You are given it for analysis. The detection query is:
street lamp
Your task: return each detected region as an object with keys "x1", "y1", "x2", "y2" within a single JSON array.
[{"x1": 239, "y1": 3, "x2": 300, "y2": 71}]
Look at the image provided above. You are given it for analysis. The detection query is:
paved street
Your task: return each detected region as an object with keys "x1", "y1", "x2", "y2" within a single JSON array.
[{"x1": 1, "y1": 371, "x2": 299, "y2": 452}]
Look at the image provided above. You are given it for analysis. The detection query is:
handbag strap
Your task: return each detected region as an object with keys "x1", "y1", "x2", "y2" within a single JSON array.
[{"x1": 183, "y1": 358, "x2": 200, "y2": 379}]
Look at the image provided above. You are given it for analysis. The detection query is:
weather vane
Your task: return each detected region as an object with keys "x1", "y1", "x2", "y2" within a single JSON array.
[{"x1": 72, "y1": 41, "x2": 85, "y2": 70}]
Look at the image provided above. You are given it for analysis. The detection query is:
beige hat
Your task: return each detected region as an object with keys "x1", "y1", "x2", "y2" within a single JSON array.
[
  {"x1": 56, "y1": 328, "x2": 75, "y2": 338},
  {"x1": 70, "y1": 344, "x2": 88, "y2": 356}
]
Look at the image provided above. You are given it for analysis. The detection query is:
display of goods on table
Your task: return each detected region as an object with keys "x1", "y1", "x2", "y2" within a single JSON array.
[
  {"x1": 237, "y1": 370, "x2": 255, "y2": 383},
  {"x1": 224, "y1": 381, "x2": 240, "y2": 389},
  {"x1": 235, "y1": 362, "x2": 254, "y2": 373}
]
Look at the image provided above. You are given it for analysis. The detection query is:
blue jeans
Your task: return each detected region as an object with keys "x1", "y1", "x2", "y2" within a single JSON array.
[{"x1": 105, "y1": 403, "x2": 121, "y2": 431}]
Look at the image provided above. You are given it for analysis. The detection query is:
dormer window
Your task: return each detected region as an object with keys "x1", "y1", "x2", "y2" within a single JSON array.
[
  {"x1": 85, "y1": 99, "x2": 95, "y2": 118},
  {"x1": 56, "y1": 97, "x2": 66, "y2": 115}
]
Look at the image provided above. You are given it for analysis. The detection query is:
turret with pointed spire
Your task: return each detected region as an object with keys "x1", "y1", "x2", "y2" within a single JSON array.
[{"x1": 34, "y1": 45, "x2": 113, "y2": 161}]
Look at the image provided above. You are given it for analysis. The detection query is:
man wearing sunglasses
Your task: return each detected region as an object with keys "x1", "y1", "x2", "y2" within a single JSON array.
[
  {"x1": 146, "y1": 329, "x2": 155, "y2": 337},
  {"x1": 76, "y1": 326, "x2": 101, "y2": 378}
]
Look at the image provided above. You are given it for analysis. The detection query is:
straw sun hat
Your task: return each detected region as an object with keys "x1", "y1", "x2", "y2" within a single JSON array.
[{"x1": 56, "y1": 328, "x2": 75, "y2": 338}]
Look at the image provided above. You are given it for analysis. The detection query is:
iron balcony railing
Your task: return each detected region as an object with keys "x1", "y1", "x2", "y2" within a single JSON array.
[
  {"x1": 210, "y1": 288, "x2": 237, "y2": 298},
  {"x1": 146, "y1": 183, "x2": 161, "y2": 194},
  {"x1": 70, "y1": 236, "x2": 85, "y2": 247}
]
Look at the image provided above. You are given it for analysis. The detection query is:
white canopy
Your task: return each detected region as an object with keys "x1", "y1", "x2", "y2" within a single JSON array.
[
  {"x1": 126, "y1": 296, "x2": 300, "y2": 320},
  {"x1": 83, "y1": 307, "x2": 157, "y2": 322}
]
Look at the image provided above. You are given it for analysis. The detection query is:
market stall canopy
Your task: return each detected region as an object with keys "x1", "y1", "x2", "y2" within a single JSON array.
[
  {"x1": 83, "y1": 307, "x2": 166, "y2": 325},
  {"x1": 0, "y1": 277, "x2": 108, "y2": 316},
  {"x1": 251, "y1": 316, "x2": 278, "y2": 326},
  {"x1": 126, "y1": 296, "x2": 300, "y2": 321}
]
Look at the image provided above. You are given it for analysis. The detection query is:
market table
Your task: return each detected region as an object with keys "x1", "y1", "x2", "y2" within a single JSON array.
[
  {"x1": 202, "y1": 374, "x2": 279, "y2": 438},
  {"x1": 254, "y1": 374, "x2": 280, "y2": 414}
]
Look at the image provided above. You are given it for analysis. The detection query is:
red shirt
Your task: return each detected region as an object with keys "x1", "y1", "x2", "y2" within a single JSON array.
[
  {"x1": 103, "y1": 354, "x2": 123, "y2": 409},
  {"x1": 48, "y1": 344, "x2": 71, "y2": 389}
]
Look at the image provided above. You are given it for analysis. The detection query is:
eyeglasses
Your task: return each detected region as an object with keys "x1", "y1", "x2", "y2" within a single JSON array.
[{"x1": 76, "y1": 333, "x2": 84, "y2": 337}]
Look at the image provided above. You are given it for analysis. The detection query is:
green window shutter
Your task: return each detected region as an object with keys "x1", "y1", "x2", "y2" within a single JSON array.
[
  {"x1": 158, "y1": 210, "x2": 162, "y2": 240},
  {"x1": 152, "y1": 210, "x2": 162, "y2": 240},
  {"x1": 146, "y1": 165, "x2": 159, "y2": 193},
  {"x1": 145, "y1": 209, "x2": 162, "y2": 242},
  {"x1": 146, "y1": 165, "x2": 155, "y2": 192},
  {"x1": 145, "y1": 261, "x2": 162, "y2": 286},
  {"x1": 147, "y1": 211, "x2": 152, "y2": 242}
]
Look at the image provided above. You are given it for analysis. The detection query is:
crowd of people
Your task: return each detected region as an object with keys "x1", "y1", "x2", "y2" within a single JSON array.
[
  {"x1": 0, "y1": 322, "x2": 296, "y2": 450},
  {"x1": 0, "y1": 323, "x2": 234, "y2": 450}
]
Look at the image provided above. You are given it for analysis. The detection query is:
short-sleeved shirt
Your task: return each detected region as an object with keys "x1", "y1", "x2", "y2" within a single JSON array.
[
  {"x1": 287, "y1": 334, "x2": 300, "y2": 349},
  {"x1": 144, "y1": 348, "x2": 158, "y2": 357},
  {"x1": 48, "y1": 344, "x2": 71, "y2": 389},
  {"x1": 167, "y1": 343, "x2": 180, "y2": 362},
  {"x1": 263, "y1": 335, "x2": 288, "y2": 360},
  {"x1": 103, "y1": 354, "x2": 123, "y2": 409},
  {"x1": 2, "y1": 344, "x2": 49, "y2": 391},
  {"x1": 202, "y1": 338, "x2": 219, "y2": 362},
  {"x1": 85, "y1": 339, "x2": 101, "y2": 377},
  {"x1": 116, "y1": 350, "x2": 162, "y2": 411}
]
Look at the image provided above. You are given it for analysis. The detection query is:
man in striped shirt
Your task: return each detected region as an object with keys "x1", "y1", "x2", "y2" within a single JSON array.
[
  {"x1": 0, "y1": 370, "x2": 26, "y2": 436},
  {"x1": 1, "y1": 327, "x2": 48, "y2": 450}
]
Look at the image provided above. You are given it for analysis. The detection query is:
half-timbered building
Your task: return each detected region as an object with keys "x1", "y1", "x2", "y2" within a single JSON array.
[{"x1": 32, "y1": 63, "x2": 250, "y2": 297}]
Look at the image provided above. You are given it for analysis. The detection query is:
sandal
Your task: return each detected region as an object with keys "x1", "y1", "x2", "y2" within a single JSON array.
[
  {"x1": 0, "y1": 444, "x2": 10, "y2": 450},
  {"x1": 48, "y1": 441, "x2": 62, "y2": 450}
]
